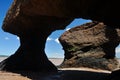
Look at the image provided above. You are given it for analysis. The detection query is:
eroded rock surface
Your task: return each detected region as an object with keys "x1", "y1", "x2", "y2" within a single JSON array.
[
  {"x1": 59, "y1": 22, "x2": 120, "y2": 71},
  {"x1": 0, "y1": 0, "x2": 73, "y2": 72},
  {"x1": 1, "y1": 0, "x2": 120, "y2": 78}
]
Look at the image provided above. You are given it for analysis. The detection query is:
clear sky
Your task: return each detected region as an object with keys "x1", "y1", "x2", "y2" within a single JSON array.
[{"x1": 0, "y1": 0, "x2": 120, "y2": 58}]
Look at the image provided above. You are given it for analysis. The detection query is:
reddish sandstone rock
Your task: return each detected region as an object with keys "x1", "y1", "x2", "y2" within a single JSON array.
[
  {"x1": 0, "y1": 0, "x2": 73, "y2": 72},
  {"x1": 59, "y1": 21, "x2": 120, "y2": 71},
  {"x1": 1, "y1": 1, "x2": 120, "y2": 77}
]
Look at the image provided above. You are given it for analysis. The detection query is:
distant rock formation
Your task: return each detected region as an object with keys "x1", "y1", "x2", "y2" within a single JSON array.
[{"x1": 59, "y1": 21, "x2": 120, "y2": 71}]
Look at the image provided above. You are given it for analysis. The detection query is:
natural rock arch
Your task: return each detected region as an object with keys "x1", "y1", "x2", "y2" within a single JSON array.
[{"x1": 0, "y1": 0, "x2": 120, "y2": 79}]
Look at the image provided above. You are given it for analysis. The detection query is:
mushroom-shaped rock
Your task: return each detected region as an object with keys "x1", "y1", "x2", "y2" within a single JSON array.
[
  {"x1": 59, "y1": 21, "x2": 120, "y2": 71},
  {"x1": 0, "y1": 0, "x2": 73, "y2": 72}
]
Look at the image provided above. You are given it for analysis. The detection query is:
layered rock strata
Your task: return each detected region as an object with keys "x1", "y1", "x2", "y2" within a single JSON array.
[{"x1": 59, "y1": 22, "x2": 120, "y2": 71}]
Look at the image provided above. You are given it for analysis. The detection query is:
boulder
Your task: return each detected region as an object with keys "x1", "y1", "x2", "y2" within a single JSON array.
[{"x1": 59, "y1": 21, "x2": 120, "y2": 71}]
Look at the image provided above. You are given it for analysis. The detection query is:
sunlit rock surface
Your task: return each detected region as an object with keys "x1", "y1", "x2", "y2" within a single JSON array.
[{"x1": 59, "y1": 21, "x2": 120, "y2": 71}]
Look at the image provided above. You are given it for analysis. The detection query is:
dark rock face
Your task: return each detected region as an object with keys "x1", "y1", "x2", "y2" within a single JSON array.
[
  {"x1": 0, "y1": 17, "x2": 72, "y2": 72},
  {"x1": 1, "y1": 0, "x2": 120, "y2": 77},
  {"x1": 0, "y1": 33, "x2": 56, "y2": 72},
  {"x1": 110, "y1": 70, "x2": 120, "y2": 80},
  {"x1": 0, "y1": 0, "x2": 73, "y2": 72},
  {"x1": 59, "y1": 22, "x2": 120, "y2": 71},
  {"x1": 2, "y1": 0, "x2": 120, "y2": 31}
]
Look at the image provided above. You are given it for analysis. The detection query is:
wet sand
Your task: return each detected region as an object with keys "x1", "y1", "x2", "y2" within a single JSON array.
[{"x1": 0, "y1": 57, "x2": 119, "y2": 80}]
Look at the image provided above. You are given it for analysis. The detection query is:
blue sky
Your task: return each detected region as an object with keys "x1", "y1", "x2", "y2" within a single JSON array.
[
  {"x1": 0, "y1": 0, "x2": 120, "y2": 58},
  {"x1": 0, "y1": 0, "x2": 20, "y2": 55}
]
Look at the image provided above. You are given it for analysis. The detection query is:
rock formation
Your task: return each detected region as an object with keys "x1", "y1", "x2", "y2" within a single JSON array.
[
  {"x1": 0, "y1": 0, "x2": 120, "y2": 78},
  {"x1": 0, "y1": 0, "x2": 73, "y2": 72},
  {"x1": 59, "y1": 21, "x2": 120, "y2": 71}
]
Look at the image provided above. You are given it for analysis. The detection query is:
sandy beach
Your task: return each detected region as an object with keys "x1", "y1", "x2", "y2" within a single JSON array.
[
  {"x1": 0, "y1": 57, "x2": 64, "y2": 66},
  {"x1": 0, "y1": 57, "x2": 7, "y2": 62},
  {"x1": 0, "y1": 57, "x2": 119, "y2": 80}
]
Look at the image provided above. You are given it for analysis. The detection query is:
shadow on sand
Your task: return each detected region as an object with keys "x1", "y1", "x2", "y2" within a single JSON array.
[{"x1": 12, "y1": 70, "x2": 110, "y2": 80}]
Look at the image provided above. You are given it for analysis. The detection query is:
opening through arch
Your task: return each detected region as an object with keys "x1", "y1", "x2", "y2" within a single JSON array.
[
  {"x1": 116, "y1": 44, "x2": 120, "y2": 59},
  {"x1": 45, "y1": 18, "x2": 91, "y2": 66}
]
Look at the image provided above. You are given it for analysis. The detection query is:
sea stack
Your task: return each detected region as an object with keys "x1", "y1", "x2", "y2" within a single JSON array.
[{"x1": 59, "y1": 21, "x2": 120, "y2": 71}]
